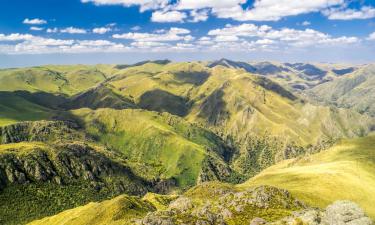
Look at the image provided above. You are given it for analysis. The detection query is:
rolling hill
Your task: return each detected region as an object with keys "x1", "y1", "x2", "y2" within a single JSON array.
[
  {"x1": 241, "y1": 135, "x2": 375, "y2": 219},
  {"x1": 309, "y1": 64, "x2": 375, "y2": 116},
  {"x1": 0, "y1": 61, "x2": 374, "y2": 225}
]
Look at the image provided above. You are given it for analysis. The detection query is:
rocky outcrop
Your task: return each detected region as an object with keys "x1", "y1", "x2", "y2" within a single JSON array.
[
  {"x1": 0, "y1": 142, "x2": 148, "y2": 195},
  {"x1": 271, "y1": 200, "x2": 373, "y2": 225},
  {"x1": 137, "y1": 185, "x2": 305, "y2": 225},
  {"x1": 0, "y1": 121, "x2": 84, "y2": 144}
]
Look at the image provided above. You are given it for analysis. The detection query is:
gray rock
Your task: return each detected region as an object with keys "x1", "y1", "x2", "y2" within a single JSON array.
[
  {"x1": 322, "y1": 200, "x2": 373, "y2": 225},
  {"x1": 250, "y1": 217, "x2": 267, "y2": 225}
]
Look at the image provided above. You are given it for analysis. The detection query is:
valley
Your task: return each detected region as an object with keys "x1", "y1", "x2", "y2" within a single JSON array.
[{"x1": 0, "y1": 60, "x2": 374, "y2": 225}]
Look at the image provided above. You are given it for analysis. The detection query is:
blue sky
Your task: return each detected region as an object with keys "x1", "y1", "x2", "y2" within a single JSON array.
[{"x1": 0, "y1": 0, "x2": 374, "y2": 67}]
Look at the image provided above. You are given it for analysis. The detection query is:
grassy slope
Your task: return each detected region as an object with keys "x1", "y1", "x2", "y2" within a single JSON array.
[
  {"x1": 0, "y1": 141, "x2": 149, "y2": 225},
  {"x1": 309, "y1": 64, "x2": 375, "y2": 116},
  {"x1": 27, "y1": 195, "x2": 155, "y2": 225},
  {"x1": 241, "y1": 135, "x2": 375, "y2": 219},
  {"x1": 0, "y1": 65, "x2": 117, "y2": 96},
  {"x1": 0, "y1": 93, "x2": 54, "y2": 126},
  {"x1": 72, "y1": 108, "x2": 230, "y2": 187},
  {"x1": 103, "y1": 63, "x2": 373, "y2": 146}
]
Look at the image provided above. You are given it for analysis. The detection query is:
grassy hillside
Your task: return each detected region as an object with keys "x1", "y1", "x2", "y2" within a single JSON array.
[
  {"x1": 28, "y1": 184, "x2": 307, "y2": 225},
  {"x1": 309, "y1": 64, "x2": 375, "y2": 116},
  {"x1": 0, "y1": 140, "x2": 150, "y2": 225},
  {"x1": 241, "y1": 135, "x2": 375, "y2": 219},
  {"x1": 0, "y1": 65, "x2": 117, "y2": 96},
  {"x1": 0, "y1": 92, "x2": 54, "y2": 126},
  {"x1": 63, "y1": 62, "x2": 374, "y2": 177},
  {"x1": 27, "y1": 195, "x2": 155, "y2": 225},
  {"x1": 72, "y1": 108, "x2": 239, "y2": 187}
]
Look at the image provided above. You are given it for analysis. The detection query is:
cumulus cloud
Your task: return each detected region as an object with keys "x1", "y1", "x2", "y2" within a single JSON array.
[
  {"x1": 81, "y1": 0, "x2": 169, "y2": 11},
  {"x1": 323, "y1": 6, "x2": 375, "y2": 20},
  {"x1": 0, "y1": 33, "x2": 130, "y2": 54},
  {"x1": 301, "y1": 21, "x2": 311, "y2": 26},
  {"x1": 151, "y1": 10, "x2": 187, "y2": 23},
  {"x1": 79, "y1": 0, "x2": 375, "y2": 23},
  {"x1": 367, "y1": 32, "x2": 375, "y2": 41},
  {"x1": 60, "y1": 27, "x2": 87, "y2": 34},
  {"x1": 93, "y1": 27, "x2": 112, "y2": 34},
  {"x1": 30, "y1": 27, "x2": 44, "y2": 31},
  {"x1": 46, "y1": 28, "x2": 59, "y2": 33},
  {"x1": 131, "y1": 26, "x2": 141, "y2": 31},
  {"x1": 189, "y1": 10, "x2": 209, "y2": 22},
  {"x1": 207, "y1": 23, "x2": 359, "y2": 47},
  {"x1": 23, "y1": 18, "x2": 47, "y2": 25},
  {"x1": 113, "y1": 27, "x2": 192, "y2": 42}
]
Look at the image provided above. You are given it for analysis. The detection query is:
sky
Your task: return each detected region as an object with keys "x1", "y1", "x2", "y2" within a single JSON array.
[{"x1": 0, "y1": 0, "x2": 374, "y2": 67}]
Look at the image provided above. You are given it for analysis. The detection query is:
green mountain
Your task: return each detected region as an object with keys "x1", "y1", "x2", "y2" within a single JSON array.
[
  {"x1": 0, "y1": 61, "x2": 374, "y2": 225},
  {"x1": 242, "y1": 135, "x2": 375, "y2": 219},
  {"x1": 309, "y1": 64, "x2": 375, "y2": 116}
]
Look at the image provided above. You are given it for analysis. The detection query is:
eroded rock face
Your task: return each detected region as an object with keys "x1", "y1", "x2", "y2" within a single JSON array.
[
  {"x1": 322, "y1": 201, "x2": 373, "y2": 225},
  {"x1": 0, "y1": 142, "x2": 148, "y2": 195},
  {"x1": 271, "y1": 200, "x2": 373, "y2": 225},
  {"x1": 0, "y1": 121, "x2": 84, "y2": 144},
  {"x1": 137, "y1": 185, "x2": 305, "y2": 225}
]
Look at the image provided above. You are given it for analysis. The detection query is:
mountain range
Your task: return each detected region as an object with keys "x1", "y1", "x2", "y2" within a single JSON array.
[{"x1": 0, "y1": 60, "x2": 374, "y2": 225}]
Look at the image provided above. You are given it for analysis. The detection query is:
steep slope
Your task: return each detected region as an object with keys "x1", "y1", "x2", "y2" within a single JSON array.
[
  {"x1": 0, "y1": 65, "x2": 117, "y2": 96},
  {"x1": 72, "y1": 62, "x2": 374, "y2": 177},
  {"x1": 72, "y1": 108, "x2": 240, "y2": 187},
  {"x1": 27, "y1": 195, "x2": 156, "y2": 225},
  {"x1": 241, "y1": 135, "x2": 375, "y2": 219},
  {"x1": 208, "y1": 59, "x2": 358, "y2": 90},
  {"x1": 28, "y1": 182, "x2": 373, "y2": 225},
  {"x1": 0, "y1": 92, "x2": 55, "y2": 126},
  {"x1": 186, "y1": 66, "x2": 374, "y2": 176},
  {"x1": 309, "y1": 64, "x2": 375, "y2": 116},
  {"x1": 0, "y1": 120, "x2": 155, "y2": 225}
]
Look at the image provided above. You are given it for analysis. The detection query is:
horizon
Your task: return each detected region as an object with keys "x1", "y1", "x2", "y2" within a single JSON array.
[{"x1": 1, "y1": 0, "x2": 375, "y2": 67}]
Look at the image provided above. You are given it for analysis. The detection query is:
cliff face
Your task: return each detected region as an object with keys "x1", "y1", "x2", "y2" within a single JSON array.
[
  {"x1": 0, "y1": 142, "x2": 148, "y2": 195},
  {"x1": 0, "y1": 121, "x2": 84, "y2": 144}
]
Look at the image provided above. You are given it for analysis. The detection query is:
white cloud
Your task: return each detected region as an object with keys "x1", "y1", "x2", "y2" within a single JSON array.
[
  {"x1": 0, "y1": 33, "x2": 35, "y2": 41},
  {"x1": 131, "y1": 41, "x2": 169, "y2": 48},
  {"x1": 131, "y1": 26, "x2": 141, "y2": 31},
  {"x1": 367, "y1": 32, "x2": 375, "y2": 41},
  {"x1": 151, "y1": 10, "x2": 187, "y2": 23},
  {"x1": 113, "y1": 27, "x2": 192, "y2": 42},
  {"x1": 208, "y1": 23, "x2": 359, "y2": 47},
  {"x1": 46, "y1": 28, "x2": 59, "y2": 33},
  {"x1": 60, "y1": 27, "x2": 87, "y2": 34},
  {"x1": 214, "y1": 35, "x2": 239, "y2": 42},
  {"x1": 81, "y1": 0, "x2": 169, "y2": 11},
  {"x1": 323, "y1": 6, "x2": 375, "y2": 20},
  {"x1": 93, "y1": 27, "x2": 112, "y2": 34},
  {"x1": 30, "y1": 27, "x2": 44, "y2": 31},
  {"x1": 213, "y1": 0, "x2": 344, "y2": 21},
  {"x1": 23, "y1": 18, "x2": 47, "y2": 25},
  {"x1": 302, "y1": 21, "x2": 311, "y2": 26},
  {"x1": 189, "y1": 10, "x2": 209, "y2": 22}
]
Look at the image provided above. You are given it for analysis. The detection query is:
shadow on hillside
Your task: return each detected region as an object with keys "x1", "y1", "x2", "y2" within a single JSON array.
[
  {"x1": 138, "y1": 89, "x2": 190, "y2": 117},
  {"x1": 172, "y1": 71, "x2": 210, "y2": 85},
  {"x1": 1, "y1": 90, "x2": 69, "y2": 109},
  {"x1": 255, "y1": 77, "x2": 297, "y2": 101},
  {"x1": 61, "y1": 84, "x2": 137, "y2": 110},
  {"x1": 197, "y1": 89, "x2": 229, "y2": 126}
]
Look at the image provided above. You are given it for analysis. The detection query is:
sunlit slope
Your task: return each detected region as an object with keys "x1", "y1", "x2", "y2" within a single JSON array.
[
  {"x1": 72, "y1": 108, "x2": 236, "y2": 187},
  {"x1": 0, "y1": 92, "x2": 54, "y2": 126},
  {"x1": 309, "y1": 64, "x2": 375, "y2": 116},
  {"x1": 27, "y1": 195, "x2": 155, "y2": 225},
  {"x1": 93, "y1": 63, "x2": 374, "y2": 147},
  {"x1": 241, "y1": 135, "x2": 375, "y2": 218},
  {"x1": 187, "y1": 66, "x2": 373, "y2": 146},
  {"x1": 0, "y1": 65, "x2": 117, "y2": 96}
]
